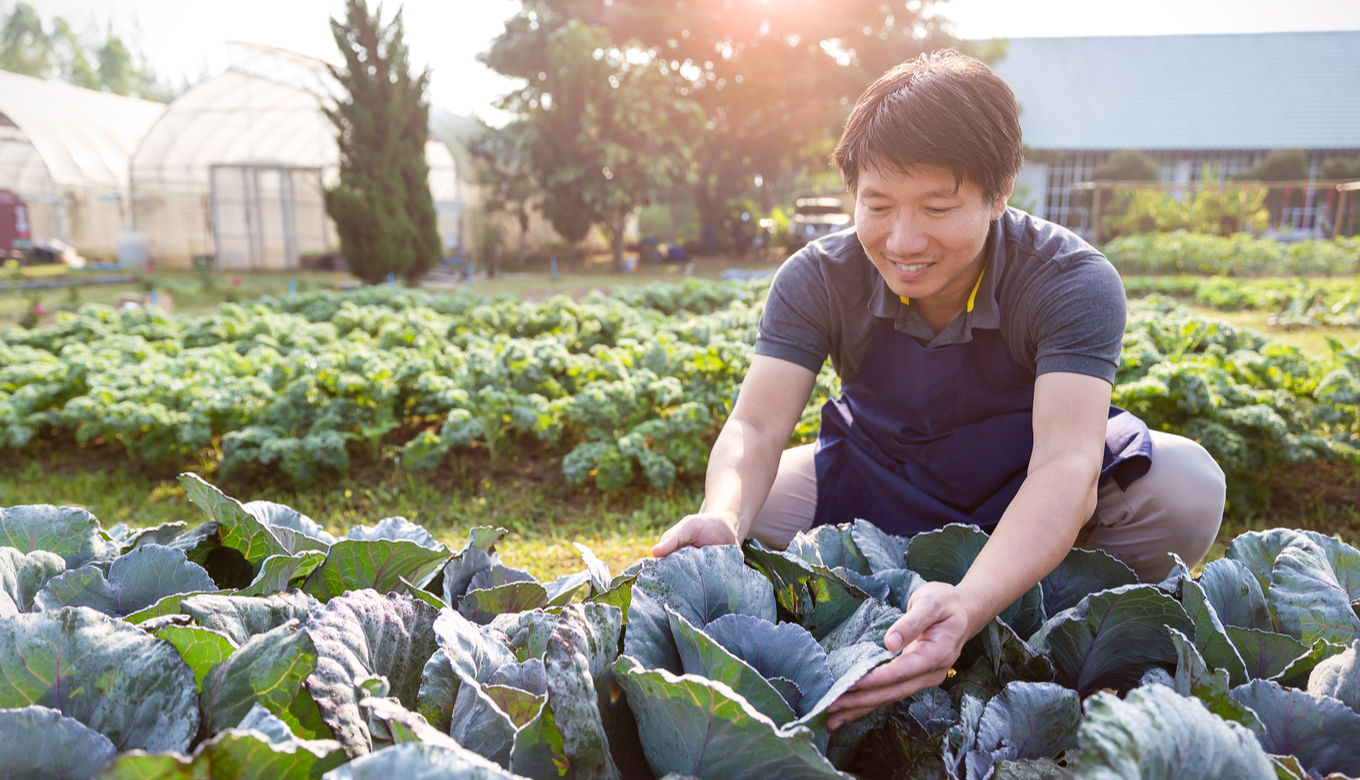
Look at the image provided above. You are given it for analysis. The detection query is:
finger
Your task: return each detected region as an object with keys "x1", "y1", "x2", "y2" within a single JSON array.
[
  {"x1": 828, "y1": 703, "x2": 885, "y2": 731},
  {"x1": 650, "y1": 520, "x2": 694, "y2": 558},
  {"x1": 884, "y1": 597, "x2": 944, "y2": 653},
  {"x1": 829, "y1": 668, "x2": 950, "y2": 718},
  {"x1": 846, "y1": 640, "x2": 954, "y2": 694}
]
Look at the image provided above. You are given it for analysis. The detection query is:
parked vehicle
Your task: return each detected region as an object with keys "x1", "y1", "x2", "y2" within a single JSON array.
[{"x1": 787, "y1": 195, "x2": 852, "y2": 250}]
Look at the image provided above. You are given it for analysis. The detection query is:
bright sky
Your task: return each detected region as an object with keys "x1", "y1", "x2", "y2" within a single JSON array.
[{"x1": 29, "y1": 0, "x2": 1360, "y2": 125}]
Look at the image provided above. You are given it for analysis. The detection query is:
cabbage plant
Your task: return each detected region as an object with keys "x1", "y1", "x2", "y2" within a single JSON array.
[{"x1": 0, "y1": 480, "x2": 1359, "y2": 778}]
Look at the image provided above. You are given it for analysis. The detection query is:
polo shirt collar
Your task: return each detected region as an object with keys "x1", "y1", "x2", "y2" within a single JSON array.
[{"x1": 864, "y1": 215, "x2": 1006, "y2": 345}]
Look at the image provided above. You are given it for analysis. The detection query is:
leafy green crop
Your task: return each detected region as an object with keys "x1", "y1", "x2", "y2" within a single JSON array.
[{"x1": 3, "y1": 480, "x2": 1359, "y2": 777}]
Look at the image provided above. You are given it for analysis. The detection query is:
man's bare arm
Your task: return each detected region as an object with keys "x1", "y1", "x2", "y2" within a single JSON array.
[
  {"x1": 826, "y1": 371, "x2": 1111, "y2": 728},
  {"x1": 651, "y1": 355, "x2": 817, "y2": 556}
]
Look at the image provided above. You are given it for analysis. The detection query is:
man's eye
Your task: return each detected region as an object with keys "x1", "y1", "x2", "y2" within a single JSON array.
[{"x1": 926, "y1": 207, "x2": 955, "y2": 216}]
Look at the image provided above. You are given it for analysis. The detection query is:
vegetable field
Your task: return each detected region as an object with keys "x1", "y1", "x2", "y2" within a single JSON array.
[
  {"x1": 1, "y1": 478, "x2": 1359, "y2": 778},
  {"x1": 5, "y1": 279, "x2": 1360, "y2": 514}
]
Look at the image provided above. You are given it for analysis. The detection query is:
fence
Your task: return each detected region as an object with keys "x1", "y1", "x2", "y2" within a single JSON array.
[{"x1": 1070, "y1": 180, "x2": 1360, "y2": 244}]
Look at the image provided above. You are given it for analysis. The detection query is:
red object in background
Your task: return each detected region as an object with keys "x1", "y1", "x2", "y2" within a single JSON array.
[
  {"x1": 232, "y1": 277, "x2": 241, "y2": 287},
  {"x1": 0, "y1": 189, "x2": 30, "y2": 254}
]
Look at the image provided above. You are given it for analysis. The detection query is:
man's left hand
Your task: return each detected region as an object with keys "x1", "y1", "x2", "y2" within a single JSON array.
[{"x1": 826, "y1": 581, "x2": 972, "y2": 730}]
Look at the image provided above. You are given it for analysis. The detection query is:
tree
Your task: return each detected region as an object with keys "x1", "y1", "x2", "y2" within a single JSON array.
[
  {"x1": 483, "y1": 7, "x2": 702, "y2": 268},
  {"x1": 323, "y1": 0, "x2": 441, "y2": 285},
  {"x1": 1093, "y1": 150, "x2": 1159, "y2": 181},
  {"x1": 0, "y1": 3, "x2": 48, "y2": 77},
  {"x1": 96, "y1": 35, "x2": 137, "y2": 96},
  {"x1": 50, "y1": 17, "x2": 99, "y2": 90},
  {"x1": 467, "y1": 121, "x2": 538, "y2": 276},
  {"x1": 538, "y1": 0, "x2": 959, "y2": 247}
]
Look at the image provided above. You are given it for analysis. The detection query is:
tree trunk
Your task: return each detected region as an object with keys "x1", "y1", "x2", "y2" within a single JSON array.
[{"x1": 609, "y1": 210, "x2": 629, "y2": 271}]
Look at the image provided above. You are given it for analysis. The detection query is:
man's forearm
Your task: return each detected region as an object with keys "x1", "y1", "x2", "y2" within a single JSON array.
[
  {"x1": 702, "y1": 417, "x2": 790, "y2": 541},
  {"x1": 954, "y1": 453, "x2": 1100, "y2": 639}
]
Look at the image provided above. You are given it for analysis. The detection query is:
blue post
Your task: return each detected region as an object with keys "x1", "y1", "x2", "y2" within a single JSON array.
[
  {"x1": 550, "y1": 256, "x2": 558, "y2": 280},
  {"x1": 467, "y1": 262, "x2": 474, "y2": 290},
  {"x1": 148, "y1": 289, "x2": 158, "y2": 307},
  {"x1": 387, "y1": 272, "x2": 395, "y2": 285},
  {"x1": 288, "y1": 280, "x2": 297, "y2": 295}
]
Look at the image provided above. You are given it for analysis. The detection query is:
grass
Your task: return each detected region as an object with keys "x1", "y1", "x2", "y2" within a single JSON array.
[{"x1": 0, "y1": 444, "x2": 695, "y2": 583}]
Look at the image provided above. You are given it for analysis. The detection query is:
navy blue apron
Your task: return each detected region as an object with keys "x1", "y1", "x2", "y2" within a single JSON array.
[{"x1": 812, "y1": 318, "x2": 1151, "y2": 536}]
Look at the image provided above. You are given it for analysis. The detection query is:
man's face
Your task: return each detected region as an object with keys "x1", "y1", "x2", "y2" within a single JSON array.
[{"x1": 854, "y1": 164, "x2": 1010, "y2": 307}]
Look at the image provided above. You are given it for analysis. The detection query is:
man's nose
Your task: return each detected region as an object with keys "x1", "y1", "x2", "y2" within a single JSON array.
[{"x1": 884, "y1": 213, "x2": 929, "y2": 257}]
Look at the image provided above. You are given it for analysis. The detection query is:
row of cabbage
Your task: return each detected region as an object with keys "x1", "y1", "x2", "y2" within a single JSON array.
[
  {"x1": 1, "y1": 475, "x2": 1359, "y2": 778},
  {"x1": 4, "y1": 280, "x2": 1360, "y2": 508},
  {"x1": 1123, "y1": 275, "x2": 1360, "y2": 325},
  {"x1": 1102, "y1": 232, "x2": 1360, "y2": 277}
]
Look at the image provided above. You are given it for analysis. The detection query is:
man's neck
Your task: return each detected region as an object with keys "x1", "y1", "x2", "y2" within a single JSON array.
[{"x1": 913, "y1": 252, "x2": 987, "y2": 334}]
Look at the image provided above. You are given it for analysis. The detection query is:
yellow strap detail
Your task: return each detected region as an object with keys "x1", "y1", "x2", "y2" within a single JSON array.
[{"x1": 899, "y1": 268, "x2": 985, "y2": 312}]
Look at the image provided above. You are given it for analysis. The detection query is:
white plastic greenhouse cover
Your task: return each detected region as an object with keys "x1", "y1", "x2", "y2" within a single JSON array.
[
  {"x1": 132, "y1": 42, "x2": 479, "y2": 267},
  {"x1": 0, "y1": 69, "x2": 164, "y2": 255}
]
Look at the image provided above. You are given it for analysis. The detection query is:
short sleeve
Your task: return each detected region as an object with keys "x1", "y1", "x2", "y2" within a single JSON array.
[
  {"x1": 1029, "y1": 256, "x2": 1126, "y2": 383},
  {"x1": 755, "y1": 250, "x2": 832, "y2": 374}
]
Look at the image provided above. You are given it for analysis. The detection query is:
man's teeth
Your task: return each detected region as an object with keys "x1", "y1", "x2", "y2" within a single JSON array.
[{"x1": 893, "y1": 262, "x2": 930, "y2": 272}]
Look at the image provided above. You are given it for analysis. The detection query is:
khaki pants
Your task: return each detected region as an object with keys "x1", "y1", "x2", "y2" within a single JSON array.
[{"x1": 749, "y1": 430, "x2": 1225, "y2": 583}]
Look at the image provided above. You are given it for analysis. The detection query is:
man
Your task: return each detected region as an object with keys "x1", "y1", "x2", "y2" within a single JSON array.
[{"x1": 649, "y1": 50, "x2": 1226, "y2": 730}]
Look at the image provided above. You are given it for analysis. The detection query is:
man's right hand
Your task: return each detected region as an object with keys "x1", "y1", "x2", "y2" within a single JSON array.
[{"x1": 650, "y1": 511, "x2": 740, "y2": 557}]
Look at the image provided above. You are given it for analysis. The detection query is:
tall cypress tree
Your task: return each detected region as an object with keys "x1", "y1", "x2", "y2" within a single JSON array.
[{"x1": 324, "y1": 0, "x2": 440, "y2": 285}]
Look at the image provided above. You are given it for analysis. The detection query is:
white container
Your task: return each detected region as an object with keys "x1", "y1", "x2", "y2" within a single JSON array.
[{"x1": 116, "y1": 231, "x2": 147, "y2": 268}]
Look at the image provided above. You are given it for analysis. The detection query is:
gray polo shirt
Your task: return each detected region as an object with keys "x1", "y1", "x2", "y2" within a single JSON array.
[{"x1": 755, "y1": 207, "x2": 1126, "y2": 383}]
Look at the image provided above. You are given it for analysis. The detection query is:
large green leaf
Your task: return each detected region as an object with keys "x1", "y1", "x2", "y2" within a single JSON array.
[
  {"x1": 1180, "y1": 578, "x2": 1249, "y2": 687},
  {"x1": 1307, "y1": 640, "x2": 1360, "y2": 714},
  {"x1": 668, "y1": 609, "x2": 797, "y2": 725},
  {"x1": 244, "y1": 501, "x2": 337, "y2": 547},
  {"x1": 785, "y1": 524, "x2": 872, "y2": 575},
  {"x1": 103, "y1": 703, "x2": 347, "y2": 779},
  {"x1": 1269, "y1": 543, "x2": 1360, "y2": 645},
  {"x1": 450, "y1": 659, "x2": 545, "y2": 767},
  {"x1": 343, "y1": 516, "x2": 442, "y2": 549},
  {"x1": 302, "y1": 590, "x2": 442, "y2": 756},
  {"x1": 0, "y1": 607, "x2": 199, "y2": 752},
  {"x1": 1199, "y1": 558, "x2": 1273, "y2": 631},
  {"x1": 1039, "y1": 548, "x2": 1137, "y2": 617},
  {"x1": 180, "y1": 473, "x2": 293, "y2": 566},
  {"x1": 303, "y1": 539, "x2": 450, "y2": 602},
  {"x1": 0, "y1": 504, "x2": 115, "y2": 569},
  {"x1": 701, "y1": 613, "x2": 834, "y2": 714},
  {"x1": 33, "y1": 544, "x2": 216, "y2": 616},
  {"x1": 182, "y1": 590, "x2": 321, "y2": 645},
  {"x1": 1224, "y1": 626, "x2": 1310, "y2": 681},
  {"x1": 0, "y1": 705, "x2": 116, "y2": 779},
  {"x1": 1072, "y1": 683, "x2": 1273, "y2": 779},
  {"x1": 1165, "y1": 628, "x2": 1261, "y2": 728},
  {"x1": 460, "y1": 581, "x2": 550, "y2": 625},
  {"x1": 320, "y1": 742, "x2": 526, "y2": 779},
  {"x1": 1229, "y1": 679, "x2": 1360, "y2": 777},
  {"x1": 510, "y1": 604, "x2": 624, "y2": 780},
  {"x1": 1027, "y1": 584, "x2": 1193, "y2": 696},
  {"x1": 0, "y1": 546, "x2": 65, "y2": 615},
  {"x1": 1226, "y1": 528, "x2": 1306, "y2": 595},
  {"x1": 156, "y1": 623, "x2": 237, "y2": 691},
  {"x1": 975, "y1": 681, "x2": 1081, "y2": 763},
  {"x1": 849, "y1": 519, "x2": 910, "y2": 574},
  {"x1": 200, "y1": 620, "x2": 329, "y2": 739},
  {"x1": 237, "y1": 551, "x2": 328, "y2": 597},
  {"x1": 624, "y1": 545, "x2": 776, "y2": 675},
  {"x1": 612, "y1": 655, "x2": 848, "y2": 779}
]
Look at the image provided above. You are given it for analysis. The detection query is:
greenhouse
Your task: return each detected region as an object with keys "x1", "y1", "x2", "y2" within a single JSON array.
[
  {"x1": 0, "y1": 69, "x2": 164, "y2": 259},
  {"x1": 129, "y1": 42, "x2": 477, "y2": 269}
]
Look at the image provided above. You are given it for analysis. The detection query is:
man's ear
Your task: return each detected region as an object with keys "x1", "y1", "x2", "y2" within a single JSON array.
[{"x1": 990, "y1": 176, "x2": 1016, "y2": 218}]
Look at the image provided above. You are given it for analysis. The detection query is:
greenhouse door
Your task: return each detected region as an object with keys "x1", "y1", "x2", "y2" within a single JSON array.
[{"x1": 209, "y1": 163, "x2": 326, "y2": 270}]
